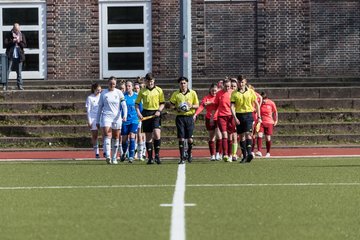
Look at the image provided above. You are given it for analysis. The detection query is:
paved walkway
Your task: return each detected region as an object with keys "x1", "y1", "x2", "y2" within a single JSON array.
[{"x1": 1, "y1": 147, "x2": 360, "y2": 161}]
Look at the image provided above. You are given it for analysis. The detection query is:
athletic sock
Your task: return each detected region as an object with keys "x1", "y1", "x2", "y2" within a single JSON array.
[
  {"x1": 227, "y1": 139, "x2": 233, "y2": 156},
  {"x1": 179, "y1": 140, "x2": 185, "y2": 160},
  {"x1": 216, "y1": 139, "x2": 222, "y2": 155},
  {"x1": 122, "y1": 140, "x2": 129, "y2": 156},
  {"x1": 251, "y1": 137, "x2": 256, "y2": 152},
  {"x1": 266, "y1": 140, "x2": 271, "y2": 153},
  {"x1": 257, "y1": 137, "x2": 263, "y2": 152},
  {"x1": 104, "y1": 137, "x2": 111, "y2": 158},
  {"x1": 111, "y1": 138, "x2": 119, "y2": 160},
  {"x1": 222, "y1": 138, "x2": 228, "y2": 156},
  {"x1": 137, "y1": 142, "x2": 143, "y2": 158},
  {"x1": 208, "y1": 140, "x2": 215, "y2": 156},
  {"x1": 232, "y1": 143, "x2": 238, "y2": 156},
  {"x1": 187, "y1": 140, "x2": 193, "y2": 156},
  {"x1": 129, "y1": 138, "x2": 136, "y2": 158},
  {"x1": 154, "y1": 139, "x2": 161, "y2": 157},
  {"x1": 246, "y1": 139, "x2": 253, "y2": 156},
  {"x1": 146, "y1": 142, "x2": 153, "y2": 159},
  {"x1": 94, "y1": 140, "x2": 99, "y2": 155},
  {"x1": 240, "y1": 140, "x2": 246, "y2": 159}
]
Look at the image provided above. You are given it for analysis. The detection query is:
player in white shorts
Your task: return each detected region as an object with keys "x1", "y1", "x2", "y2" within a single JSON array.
[
  {"x1": 86, "y1": 82, "x2": 102, "y2": 158},
  {"x1": 96, "y1": 76, "x2": 128, "y2": 164}
]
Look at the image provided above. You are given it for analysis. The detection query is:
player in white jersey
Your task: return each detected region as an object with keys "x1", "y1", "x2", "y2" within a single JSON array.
[
  {"x1": 86, "y1": 83, "x2": 102, "y2": 158},
  {"x1": 97, "y1": 77, "x2": 128, "y2": 164}
]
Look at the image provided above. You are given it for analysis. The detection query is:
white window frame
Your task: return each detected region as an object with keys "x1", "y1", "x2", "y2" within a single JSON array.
[
  {"x1": 0, "y1": 2, "x2": 47, "y2": 79},
  {"x1": 99, "y1": 1, "x2": 152, "y2": 78}
]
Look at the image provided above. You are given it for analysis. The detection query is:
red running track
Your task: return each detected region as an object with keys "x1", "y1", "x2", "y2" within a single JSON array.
[{"x1": 1, "y1": 147, "x2": 360, "y2": 160}]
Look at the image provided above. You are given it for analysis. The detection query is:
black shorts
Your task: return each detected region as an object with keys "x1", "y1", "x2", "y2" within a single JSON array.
[
  {"x1": 176, "y1": 115, "x2": 194, "y2": 139},
  {"x1": 236, "y1": 112, "x2": 254, "y2": 134},
  {"x1": 141, "y1": 109, "x2": 161, "y2": 133}
]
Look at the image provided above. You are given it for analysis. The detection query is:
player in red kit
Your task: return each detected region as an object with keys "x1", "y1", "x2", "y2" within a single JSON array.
[
  {"x1": 212, "y1": 79, "x2": 236, "y2": 162},
  {"x1": 256, "y1": 92, "x2": 278, "y2": 158},
  {"x1": 194, "y1": 83, "x2": 222, "y2": 160}
]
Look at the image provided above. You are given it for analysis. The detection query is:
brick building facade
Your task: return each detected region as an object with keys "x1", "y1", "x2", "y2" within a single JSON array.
[{"x1": 1, "y1": 0, "x2": 359, "y2": 80}]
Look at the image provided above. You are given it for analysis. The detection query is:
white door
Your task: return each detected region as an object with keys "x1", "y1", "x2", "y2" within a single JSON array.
[
  {"x1": 0, "y1": 2, "x2": 47, "y2": 79},
  {"x1": 99, "y1": 1, "x2": 152, "y2": 78}
]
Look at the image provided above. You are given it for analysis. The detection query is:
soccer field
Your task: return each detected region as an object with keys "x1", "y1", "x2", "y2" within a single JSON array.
[{"x1": 1, "y1": 157, "x2": 360, "y2": 240}]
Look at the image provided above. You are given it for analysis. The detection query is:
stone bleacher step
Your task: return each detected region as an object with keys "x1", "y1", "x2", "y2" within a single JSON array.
[
  {"x1": 0, "y1": 134, "x2": 359, "y2": 149},
  {"x1": 1, "y1": 122, "x2": 359, "y2": 137}
]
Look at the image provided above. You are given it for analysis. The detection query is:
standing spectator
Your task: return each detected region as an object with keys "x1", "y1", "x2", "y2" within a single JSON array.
[
  {"x1": 213, "y1": 79, "x2": 236, "y2": 162},
  {"x1": 194, "y1": 83, "x2": 222, "y2": 161},
  {"x1": 86, "y1": 83, "x2": 102, "y2": 158},
  {"x1": 231, "y1": 78, "x2": 261, "y2": 163},
  {"x1": 4, "y1": 23, "x2": 26, "y2": 90},
  {"x1": 120, "y1": 80, "x2": 140, "y2": 163},
  {"x1": 135, "y1": 73, "x2": 165, "y2": 165},
  {"x1": 170, "y1": 76, "x2": 199, "y2": 164},
  {"x1": 257, "y1": 92, "x2": 278, "y2": 158},
  {"x1": 97, "y1": 76, "x2": 127, "y2": 164}
]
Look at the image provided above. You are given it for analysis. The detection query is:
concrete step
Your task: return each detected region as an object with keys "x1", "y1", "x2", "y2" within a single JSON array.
[
  {"x1": 0, "y1": 133, "x2": 359, "y2": 148},
  {"x1": 1, "y1": 122, "x2": 359, "y2": 137},
  {"x1": 1, "y1": 111, "x2": 359, "y2": 123},
  {"x1": 6, "y1": 81, "x2": 360, "y2": 90},
  {"x1": 1, "y1": 87, "x2": 359, "y2": 104}
]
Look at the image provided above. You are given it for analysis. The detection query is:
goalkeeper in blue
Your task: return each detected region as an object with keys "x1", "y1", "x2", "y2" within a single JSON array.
[{"x1": 121, "y1": 80, "x2": 140, "y2": 163}]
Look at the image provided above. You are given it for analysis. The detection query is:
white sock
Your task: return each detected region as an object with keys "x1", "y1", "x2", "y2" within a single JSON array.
[
  {"x1": 104, "y1": 137, "x2": 111, "y2": 158},
  {"x1": 137, "y1": 143, "x2": 143, "y2": 158},
  {"x1": 94, "y1": 140, "x2": 99, "y2": 155},
  {"x1": 111, "y1": 138, "x2": 119, "y2": 160}
]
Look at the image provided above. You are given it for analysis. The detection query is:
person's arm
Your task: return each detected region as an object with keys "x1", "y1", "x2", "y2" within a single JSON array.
[
  {"x1": 135, "y1": 91, "x2": 143, "y2": 119},
  {"x1": 19, "y1": 33, "x2": 26, "y2": 48},
  {"x1": 273, "y1": 101, "x2": 278, "y2": 126},
  {"x1": 231, "y1": 102, "x2": 240, "y2": 125},
  {"x1": 254, "y1": 100, "x2": 262, "y2": 123},
  {"x1": 96, "y1": 94, "x2": 103, "y2": 128},
  {"x1": 85, "y1": 96, "x2": 92, "y2": 127},
  {"x1": 156, "y1": 88, "x2": 166, "y2": 116},
  {"x1": 121, "y1": 100, "x2": 128, "y2": 122}
]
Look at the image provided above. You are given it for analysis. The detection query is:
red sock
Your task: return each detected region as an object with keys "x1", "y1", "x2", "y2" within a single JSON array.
[
  {"x1": 208, "y1": 141, "x2": 215, "y2": 156},
  {"x1": 216, "y1": 139, "x2": 222, "y2": 154},
  {"x1": 222, "y1": 138, "x2": 228, "y2": 156},
  {"x1": 266, "y1": 141, "x2": 271, "y2": 153},
  {"x1": 228, "y1": 139, "x2": 232, "y2": 156},
  {"x1": 257, "y1": 137, "x2": 263, "y2": 152}
]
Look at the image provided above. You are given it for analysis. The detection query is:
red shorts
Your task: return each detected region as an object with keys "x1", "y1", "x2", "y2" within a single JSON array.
[
  {"x1": 217, "y1": 115, "x2": 236, "y2": 134},
  {"x1": 205, "y1": 118, "x2": 218, "y2": 131},
  {"x1": 259, "y1": 123, "x2": 274, "y2": 135}
]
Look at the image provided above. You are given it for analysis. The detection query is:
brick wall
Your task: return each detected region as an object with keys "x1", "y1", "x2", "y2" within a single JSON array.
[
  {"x1": 194, "y1": 1, "x2": 257, "y2": 78},
  {"x1": 44, "y1": 0, "x2": 360, "y2": 80},
  {"x1": 46, "y1": 0, "x2": 99, "y2": 80},
  {"x1": 152, "y1": 0, "x2": 181, "y2": 79},
  {"x1": 310, "y1": 0, "x2": 360, "y2": 76},
  {"x1": 263, "y1": 0, "x2": 309, "y2": 77}
]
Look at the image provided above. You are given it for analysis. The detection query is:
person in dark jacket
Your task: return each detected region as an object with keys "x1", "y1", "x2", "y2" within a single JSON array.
[{"x1": 4, "y1": 23, "x2": 27, "y2": 90}]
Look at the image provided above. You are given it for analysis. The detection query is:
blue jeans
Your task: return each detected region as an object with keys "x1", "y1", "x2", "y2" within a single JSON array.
[{"x1": 8, "y1": 58, "x2": 23, "y2": 87}]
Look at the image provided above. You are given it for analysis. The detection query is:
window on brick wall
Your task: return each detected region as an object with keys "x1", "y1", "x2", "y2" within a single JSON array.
[
  {"x1": 99, "y1": 1, "x2": 152, "y2": 78},
  {"x1": 0, "y1": 3, "x2": 46, "y2": 79}
]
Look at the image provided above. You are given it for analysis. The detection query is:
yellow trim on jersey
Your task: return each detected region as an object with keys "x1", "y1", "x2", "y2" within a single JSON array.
[
  {"x1": 230, "y1": 88, "x2": 257, "y2": 113},
  {"x1": 135, "y1": 86, "x2": 165, "y2": 110},
  {"x1": 169, "y1": 89, "x2": 199, "y2": 116}
]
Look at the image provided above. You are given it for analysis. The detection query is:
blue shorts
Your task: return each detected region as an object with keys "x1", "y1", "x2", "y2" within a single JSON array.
[{"x1": 121, "y1": 122, "x2": 139, "y2": 135}]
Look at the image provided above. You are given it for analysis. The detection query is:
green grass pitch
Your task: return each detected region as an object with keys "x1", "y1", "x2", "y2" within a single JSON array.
[{"x1": 1, "y1": 157, "x2": 360, "y2": 240}]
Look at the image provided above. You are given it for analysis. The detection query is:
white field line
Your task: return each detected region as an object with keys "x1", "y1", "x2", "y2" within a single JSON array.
[
  {"x1": 1, "y1": 182, "x2": 360, "y2": 191},
  {"x1": 170, "y1": 164, "x2": 187, "y2": 240}
]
